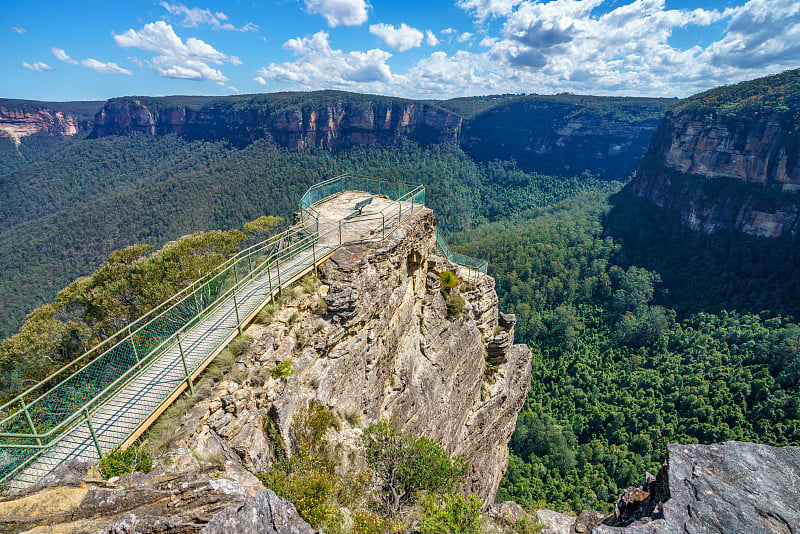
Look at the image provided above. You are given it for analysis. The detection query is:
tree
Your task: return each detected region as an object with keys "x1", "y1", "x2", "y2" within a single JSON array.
[{"x1": 362, "y1": 420, "x2": 468, "y2": 518}]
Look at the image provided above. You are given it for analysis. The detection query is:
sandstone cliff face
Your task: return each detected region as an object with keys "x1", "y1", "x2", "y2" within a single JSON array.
[
  {"x1": 168, "y1": 208, "x2": 531, "y2": 505},
  {"x1": 630, "y1": 76, "x2": 800, "y2": 237},
  {"x1": 0, "y1": 107, "x2": 83, "y2": 146},
  {"x1": 92, "y1": 97, "x2": 462, "y2": 149}
]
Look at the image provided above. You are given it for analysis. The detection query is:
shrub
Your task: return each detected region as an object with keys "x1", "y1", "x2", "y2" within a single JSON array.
[
  {"x1": 353, "y1": 510, "x2": 392, "y2": 534},
  {"x1": 420, "y1": 493, "x2": 484, "y2": 534},
  {"x1": 446, "y1": 293, "x2": 466, "y2": 319},
  {"x1": 271, "y1": 359, "x2": 295, "y2": 380},
  {"x1": 362, "y1": 420, "x2": 468, "y2": 517},
  {"x1": 439, "y1": 271, "x2": 459, "y2": 290},
  {"x1": 98, "y1": 445, "x2": 152, "y2": 479}
]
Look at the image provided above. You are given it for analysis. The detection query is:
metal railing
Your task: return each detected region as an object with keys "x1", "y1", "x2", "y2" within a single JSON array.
[
  {"x1": 434, "y1": 229, "x2": 488, "y2": 284},
  {"x1": 0, "y1": 174, "x2": 486, "y2": 488}
]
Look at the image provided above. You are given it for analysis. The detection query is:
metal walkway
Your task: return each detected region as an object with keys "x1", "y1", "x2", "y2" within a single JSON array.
[{"x1": 0, "y1": 175, "x2": 485, "y2": 490}]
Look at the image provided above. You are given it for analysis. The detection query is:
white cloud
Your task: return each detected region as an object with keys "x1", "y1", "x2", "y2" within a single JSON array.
[
  {"x1": 369, "y1": 23, "x2": 424, "y2": 52},
  {"x1": 304, "y1": 0, "x2": 369, "y2": 27},
  {"x1": 256, "y1": 31, "x2": 395, "y2": 90},
  {"x1": 160, "y1": 2, "x2": 259, "y2": 32},
  {"x1": 10, "y1": 26, "x2": 26, "y2": 34},
  {"x1": 81, "y1": 58, "x2": 134, "y2": 75},
  {"x1": 52, "y1": 48, "x2": 76, "y2": 64},
  {"x1": 457, "y1": 0, "x2": 523, "y2": 20},
  {"x1": 257, "y1": 0, "x2": 800, "y2": 99},
  {"x1": 51, "y1": 48, "x2": 133, "y2": 75},
  {"x1": 22, "y1": 61, "x2": 53, "y2": 72},
  {"x1": 114, "y1": 21, "x2": 240, "y2": 82},
  {"x1": 426, "y1": 30, "x2": 440, "y2": 46}
]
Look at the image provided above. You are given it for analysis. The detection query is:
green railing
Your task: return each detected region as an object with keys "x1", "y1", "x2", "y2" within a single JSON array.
[
  {"x1": 300, "y1": 174, "x2": 423, "y2": 228},
  {"x1": 434, "y1": 229, "x2": 488, "y2": 284},
  {"x1": 0, "y1": 174, "x2": 486, "y2": 488},
  {"x1": 0, "y1": 222, "x2": 335, "y2": 484}
]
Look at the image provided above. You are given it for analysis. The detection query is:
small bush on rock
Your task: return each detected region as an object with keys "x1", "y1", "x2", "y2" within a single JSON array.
[{"x1": 98, "y1": 445, "x2": 152, "y2": 479}]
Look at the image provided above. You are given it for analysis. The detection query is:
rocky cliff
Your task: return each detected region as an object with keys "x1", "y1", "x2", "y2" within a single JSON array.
[
  {"x1": 91, "y1": 93, "x2": 463, "y2": 149},
  {"x1": 629, "y1": 69, "x2": 800, "y2": 237},
  {"x1": 593, "y1": 441, "x2": 800, "y2": 534},
  {"x1": 0, "y1": 107, "x2": 83, "y2": 146},
  {"x1": 174, "y1": 207, "x2": 531, "y2": 504}
]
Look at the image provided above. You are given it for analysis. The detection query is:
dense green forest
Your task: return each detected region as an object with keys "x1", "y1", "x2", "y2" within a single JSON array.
[{"x1": 450, "y1": 191, "x2": 800, "y2": 512}]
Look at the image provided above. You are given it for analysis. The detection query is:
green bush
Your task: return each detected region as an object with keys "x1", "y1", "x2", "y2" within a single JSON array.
[
  {"x1": 439, "y1": 271, "x2": 459, "y2": 290},
  {"x1": 446, "y1": 293, "x2": 466, "y2": 319},
  {"x1": 363, "y1": 420, "x2": 468, "y2": 518},
  {"x1": 98, "y1": 445, "x2": 152, "y2": 479},
  {"x1": 420, "y1": 493, "x2": 484, "y2": 534},
  {"x1": 271, "y1": 359, "x2": 295, "y2": 380}
]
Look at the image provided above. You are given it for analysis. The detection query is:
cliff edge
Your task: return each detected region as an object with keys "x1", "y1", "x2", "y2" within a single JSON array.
[{"x1": 629, "y1": 69, "x2": 800, "y2": 237}]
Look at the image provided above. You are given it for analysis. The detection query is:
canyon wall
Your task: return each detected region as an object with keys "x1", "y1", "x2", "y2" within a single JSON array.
[{"x1": 629, "y1": 69, "x2": 800, "y2": 237}]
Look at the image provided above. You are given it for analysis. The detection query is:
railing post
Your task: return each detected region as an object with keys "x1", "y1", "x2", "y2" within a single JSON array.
[
  {"x1": 177, "y1": 333, "x2": 195, "y2": 395},
  {"x1": 83, "y1": 408, "x2": 103, "y2": 458},
  {"x1": 247, "y1": 254, "x2": 253, "y2": 277},
  {"x1": 276, "y1": 257, "x2": 282, "y2": 289},
  {"x1": 233, "y1": 292, "x2": 243, "y2": 335},
  {"x1": 382, "y1": 213, "x2": 386, "y2": 239},
  {"x1": 128, "y1": 326, "x2": 140, "y2": 363},
  {"x1": 338, "y1": 220, "x2": 342, "y2": 245},
  {"x1": 312, "y1": 239, "x2": 318, "y2": 277},
  {"x1": 268, "y1": 260, "x2": 274, "y2": 305},
  {"x1": 20, "y1": 399, "x2": 42, "y2": 447}
]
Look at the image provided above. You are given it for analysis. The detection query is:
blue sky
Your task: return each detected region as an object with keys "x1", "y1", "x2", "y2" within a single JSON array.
[{"x1": 2, "y1": 0, "x2": 798, "y2": 101}]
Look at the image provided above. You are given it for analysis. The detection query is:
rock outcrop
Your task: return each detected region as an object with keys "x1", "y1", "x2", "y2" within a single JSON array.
[
  {"x1": 0, "y1": 460, "x2": 267, "y2": 534},
  {"x1": 0, "y1": 107, "x2": 83, "y2": 146},
  {"x1": 168, "y1": 207, "x2": 531, "y2": 505},
  {"x1": 629, "y1": 69, "x2": 800, "y2": 237},
  {"x1": 91, "y1": 93, "x2": 462, "y2": 149},
  {"x1": 594, "y1": 441, "x2": 800, "y2": 534}
]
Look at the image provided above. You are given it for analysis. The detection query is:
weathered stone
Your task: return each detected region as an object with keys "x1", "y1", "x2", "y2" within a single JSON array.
[
  {"x1": 571, "y1": 510, "x2": 608, "y2": 534},
  {"x1": 200, "y1": 489, "x2": 319, "y2": 534},
  {"x1": 594, "y1": 441, "x2": 800, "y2": 534},
  {"x1": 538, "y1": 509, "x2": 576, "y2": 534}
]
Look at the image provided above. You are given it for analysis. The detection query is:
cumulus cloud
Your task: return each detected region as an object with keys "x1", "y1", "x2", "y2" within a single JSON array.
[
  {"x1": 369, "y1": 23, "x2": 424, "y2": 52},
  {"x1": 457, "y1": 0, "x2": 523, "y2": 20},
  {"x1": 114, "y1": 21, "x2": 240, "y2": 82},
  {"x1": 10, "y1": 26, "x2": 26, "y2": 34},
  {"x1": 22, "y1": 61, "x2": 52, "y2": 72},
  {"x1": 702, "y1": 0, "x2": 800, "y2": 70},
  {"x1": 305, "y1": 0, "x2": 369, "y2": 27},
  {"x1": 255, "y1": 31, "x2": 394, "y2": 89},
  {"x1": 51, "y1": 48, "x2": 133, "y2": 75},
  {"x1": 425, "y1": 30, "x2": 440, "y2": 46},
  {"x1": 258, "y1": 0, "x2": 800, "y2": 98},
  {"x1": 160, "y1": 2, "x2": 259, "y2": 32}
]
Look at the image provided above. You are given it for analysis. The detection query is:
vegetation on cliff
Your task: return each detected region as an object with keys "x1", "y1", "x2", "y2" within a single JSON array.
[{"x1": 671, "y1": 68, "x2": 800, "y2": 116}]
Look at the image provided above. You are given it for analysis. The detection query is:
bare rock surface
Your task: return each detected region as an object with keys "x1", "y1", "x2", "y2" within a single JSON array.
[
  {"x1": 0, "y1": 463, "x2": 255, "y2": 534},
  {"x1": 200, "y1": 489, "x2": 319, "y2": 534},
  {"x1": 594, "y1": 441, "x2": 800, "y2": 534}
]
